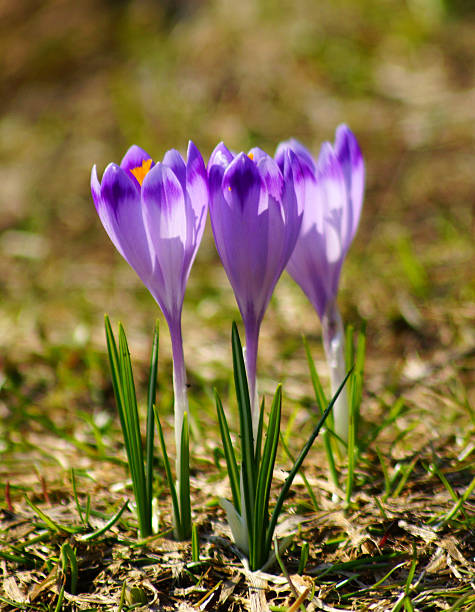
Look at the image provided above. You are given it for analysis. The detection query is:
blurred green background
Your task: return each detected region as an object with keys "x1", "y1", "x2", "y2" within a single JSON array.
[{"x1": 0, "y1": 0, "x2": 473, "y2": 434}]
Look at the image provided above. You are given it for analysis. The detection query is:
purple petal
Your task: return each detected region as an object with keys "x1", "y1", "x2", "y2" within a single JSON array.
[
  {"x1": 209, "y1": 153, "x2": 270, "y2": 322},
  {"x1": 222, "y1": 153, "x2": 265, "y2": 214},
  {"x1": 334, "y1": 124, "x2": 365, "y2": 238},
  {"x1": 97, "y1": 163, "x2": 153, "y2": 282},
  {"x1": 120, "y1": 145, "x2": 154, "y2": 188}
]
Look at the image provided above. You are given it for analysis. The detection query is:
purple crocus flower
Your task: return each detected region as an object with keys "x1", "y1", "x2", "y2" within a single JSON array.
[
  {"x1": 208, "y1": 143, "x2": 305, "y2": 435},
  {"x1": 91, "y1": 141, "x2": 208, "y2": 468},
  {"x1": 275, "y1": 125, "x2": 364, "y2": 444}
]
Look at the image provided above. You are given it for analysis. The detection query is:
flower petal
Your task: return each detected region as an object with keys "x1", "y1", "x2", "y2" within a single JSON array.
[
  {"x1": 317, "y1": 142, "x2": 349, "y2": 261},
  {"x1": 141, "y1": 162, "x2": 187, "y2": 319},
  {"x1": 334, "y1": 124, "x2": 364, "y2": 239},
  {"x1": 222, "y1": 153, "x2": 265, "y2": 214},
  {"x1": 208, "y1": 141, "x2": 234, "y2": 170},
  {"x1": 275, "y1": 138, "x2": 317, "y2": 176},
  {"x1": 98, "y1": 163, "x2": 153, "y2": 282},
  {"x1": 120, "y1": 145, "x2": 154, "y2": 188},
  {"x1": 163, "y1": 148, "x2": 186, "y2": 192}
]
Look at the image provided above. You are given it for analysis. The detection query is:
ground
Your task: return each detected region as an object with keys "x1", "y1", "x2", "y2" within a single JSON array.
[{"x1": 0, "y1": 0, "x2": 474, "y2": 610}]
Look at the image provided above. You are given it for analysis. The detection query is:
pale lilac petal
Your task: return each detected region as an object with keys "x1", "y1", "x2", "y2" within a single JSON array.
[
  {"x1": 208, "y1": 141, "x2": 234, "y2": 170},
  {"x1": 184, "y1": 141, "x2": 208, "y2": 268},
  {"x1": 275, "y1": 138, "x2": 316, "y2": 176},
  {"x1": 120, "y1": 145, "x2": 154, "y2": 188},
  {"x1": 317, "y1": 143, "x2": 349, "y2": 261},
  {"x1": 141, "y1": 163, "x2": 187, "y2": 319},
  {"x1": 252, "y1": 149, "x2": 284, "y2": 203},
  {"x1": 334, "y1": 124, "x2": 365, "y2": 239},
  {"x1": 163, "y1": 148, "x2": 186, "y2": 192}
]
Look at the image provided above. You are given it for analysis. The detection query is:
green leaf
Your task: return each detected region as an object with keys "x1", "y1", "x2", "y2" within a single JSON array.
[
  {"x1": 303, "y1": 336, "x2": 328, "y2": 414},
  {"x1": 80, "y1": 499, "x2": 129, "y2": 541},
  {"x1": 215, "y1": 389, "x2": 240, "y2": 513},
  {"x1": 191, "y1": 524, "x2": 200, "y2": 563},
  {"x1": 265, "y1": 369, "x2": 353, "y2": 557},
  {"x1": 118, "y1": 324, "x2": 150, "y2": 537},
  {"x1": 254, "y1": 397, "x2": 265, "y2": 468},
  {"x1": 154, "y1": 405, "x2": 181, "y2": 539},
  {"x1": 303, "y1": 335, "x2": 339, "y2": 491},
  {"x1": 145, "y1": 323, "x2": 159, "y2": 517},
  {"x1": 231, "y1": 323, "x2": 256, "y2": 544},
  {"x1": 179, "y1": 412, "x2": 191, "y2": 540},
  {"x1": 252, "y1": 385, "x2": 282, "y2": 570}
]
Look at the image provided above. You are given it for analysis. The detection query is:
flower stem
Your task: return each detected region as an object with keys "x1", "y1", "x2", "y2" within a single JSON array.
[
  {"x1": 168, "y1": 316, "x2": 189, "y2": 490},
  {"x1": 244, "y1": 317, "x2": 260, "y2": 444},
  {"x1": 322, "y1": 302, "x2": 348, "y2": 447}
]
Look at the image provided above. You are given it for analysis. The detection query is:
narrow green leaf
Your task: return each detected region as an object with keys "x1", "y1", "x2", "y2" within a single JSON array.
[
  {"x1": 80, "y1": 499, "x2": 129, "y2": 541},
  {"x1": 60, "y1": 542, "x2": 78, "y2": 595},
  {"x1": 179, "y1": 412, "x2": 191, "y2": 540},
  {"x1": 71, "y1": 469, "x2": 86, "y2": 527},
  {"x1": 191, "y1": 524, "x2": 200, "y2": 563},
  {"x1": 280, "y1": 434, "x2": 319, "y2": 511},
  {"x1": 53, "y1": 585, "x2": 65, "y2": 612},
  {"x1": 254, "y1": 397, "x2": 265, "y2": 468},
  {"x1": 345, "y1": 325, "x2": 354, "y2": 372},
  {"x1": 298, "y1": 541, "x2": 309, "y2": 575},
  {"x1": 104, "y1": 315, "x2": 127, "y2": 438},
  {"x1": 154, "y1": 405, "x2": 181, "y2": 539},
  {"x1": 215, "y1": 389, "x2": 241, "y2": 513},
  {"x1": 145, "y1": 323, "x2": 159, "y2": 517},
  {"x1": 303, "y1": 336, "x2": 328, "y2": 414},
  {"x1": 252, "y1": 386, "x2": 282, "y2": 569},
  {"x1": 231, "y1": 323, "x2": 256, "y2": 546},
  {"x1": 118, "y1": 324, "x2": 150, "y2": 537},
  {"x1": 265, "y1": 369, "x2": 352, "y2": 557},
  {"x1": 25, "y1": 497, "x2": 78, "y2": 534},
  {"x1": 345, "y1": 375, "x2": 358, "y2": 504},
  {"x1": 303, "y1": 335, "x2": 339, "y2": 491}
]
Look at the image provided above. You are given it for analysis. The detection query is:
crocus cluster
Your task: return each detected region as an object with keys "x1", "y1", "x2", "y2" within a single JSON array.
[{"x1": 91, "y1": 124, "x2": 364, "y2": 547}]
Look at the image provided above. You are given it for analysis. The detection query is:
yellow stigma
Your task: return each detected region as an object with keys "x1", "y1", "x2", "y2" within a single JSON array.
[
  {"x1": 130, "y1": 158, "x2": 152, "y2": 186},
  {"x1": 248, "y1": 152, "x2": 254, "y2": 160}
]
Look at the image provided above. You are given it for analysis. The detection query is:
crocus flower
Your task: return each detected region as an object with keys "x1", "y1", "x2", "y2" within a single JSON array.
[
  {"x1": 208, "y1": 143, "x2": 305, "y2": 436},
  {"x1": 91, "y1": 141, "x2": 208, "y2": 475},
  {"x1": 275, "y1": 125, "x2": 364, "y2": 444}
]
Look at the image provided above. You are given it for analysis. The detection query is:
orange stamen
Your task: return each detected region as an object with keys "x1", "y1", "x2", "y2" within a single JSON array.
[
  {"x1": 248, "y1": 152, "x2": 254, "y2": 160},
  {"x1": 130, "y1": 158, "x2": 152, "y2": 186}
]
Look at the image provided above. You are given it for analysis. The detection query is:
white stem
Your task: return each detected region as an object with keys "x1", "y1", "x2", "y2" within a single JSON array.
[
  {"x1": 168, "y1": 318, "x2": 188, "y2": 485},
  {"x1": 322, "y1": 302, "x2": 349, "y2": 445}
]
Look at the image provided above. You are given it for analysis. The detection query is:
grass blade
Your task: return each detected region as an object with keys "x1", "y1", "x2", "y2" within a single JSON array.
[
  {"x1": 231, "y1": 323, "x2": 256, "y2": 546},
  {"x1": 265, "y1": 369, "x2": 352, "y2": 556},
  {"x1": 154, "y1": 405, "x2": 181, "y2": 539},
  {"x1": 252, "y1": 385, "x2": 282, "y2": 569},
  {"x1": 254, "y1": 397, "x2": 265, "y2": 468},
  {"x1": 80, "y1": 499, "x2": 129, "y2": 541},
  {"x1": 179, "y1": 412, "x2": 191, "y2": 539},
  {"x1": 215, "y1": 389, "x2": 241, "y2": 513},
  {"x1": 145, "y1": 323, "x2": 159, "y2": 517},
  {"x1": 118, "y1": 324, "x2": 150, "y2": 536}
]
